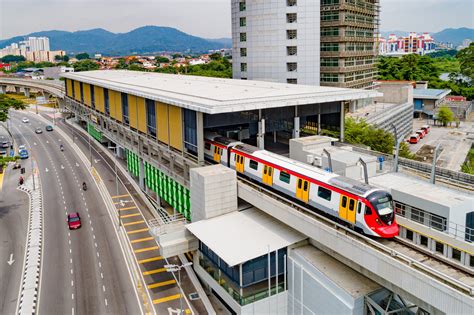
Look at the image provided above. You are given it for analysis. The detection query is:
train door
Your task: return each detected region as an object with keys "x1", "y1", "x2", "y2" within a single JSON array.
[
  {"x1": 339, "y1": 196, "x2": 356, "y2": 224},
  {"x1": 347, "y1": 198, "x2": 356, "y2": 224},
  {"x1": 262, "y1": 165, "x2": 274, "y2": 186},
  {"x1": 296, "y1": 178, "x2": 309, "y2": 203},
  {"x1": 235, "y1": 154, "x2": 244, "y2": 173},
  {"x1": 213, "y1": 146, "x2": 222, "y2": 163}
]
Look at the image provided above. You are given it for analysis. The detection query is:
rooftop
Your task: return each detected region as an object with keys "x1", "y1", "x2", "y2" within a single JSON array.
[
  {"x1": 186, "y1": 207, "x2": 306, "y2": 266},
  {"x1": 413, "y1": 88, "x2": 451, "y2": 100},
  {"x1": 62, "y1": 70, "x2": 380, "y2": 114}
]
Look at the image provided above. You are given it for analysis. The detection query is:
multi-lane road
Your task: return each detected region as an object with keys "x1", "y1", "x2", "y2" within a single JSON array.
[{"x1": 3, "y1": 111, "x2": 141, "y2": 314}]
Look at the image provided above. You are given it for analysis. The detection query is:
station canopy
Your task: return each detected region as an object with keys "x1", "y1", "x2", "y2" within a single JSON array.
[
  {"x1": 63, "y1": 70, "x2": 381, "y2": 114},
  {"x1": 186, "y1": 208, "x2": 306, "y2": 267}
]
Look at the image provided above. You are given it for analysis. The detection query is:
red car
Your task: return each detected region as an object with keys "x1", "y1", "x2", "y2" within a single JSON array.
[
  {"x1": 415, "y1": 130, "x2": 425, "y2": 139},
  {"x1": 67, "y1": 212, "x2": 81, "y2": 229},
  {"x1": 408, "y1": 134, "x2": 420, "y2": 144}
]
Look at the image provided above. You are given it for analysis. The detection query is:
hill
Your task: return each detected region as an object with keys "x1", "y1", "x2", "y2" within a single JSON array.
[
  {"x1": 0, "y1": 26, "x2": 231, "y2": 55},
  {"x1": 432, "y1": 28, "x2": 474, "y2": 45}
]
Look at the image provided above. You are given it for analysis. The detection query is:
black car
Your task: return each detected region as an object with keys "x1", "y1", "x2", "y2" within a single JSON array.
[{"x1": 45, "y1": 125, "x2": 53, "y2": 131}]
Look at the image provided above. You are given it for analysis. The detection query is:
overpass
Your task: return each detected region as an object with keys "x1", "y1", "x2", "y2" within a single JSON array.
[{"x1": 0, "y1": 78, "x2": 65, "y2": 99}]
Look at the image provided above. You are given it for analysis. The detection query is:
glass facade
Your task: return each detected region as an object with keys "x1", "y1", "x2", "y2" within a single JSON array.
[
  {"x1": 121, "y1": 92, "x2": 129, "y2": 125},
  {"x1": 145, "y1": 98, "x2": 156, "y2": 137},
  {"x1": 183, "y1": 109, "x2": 197, "y2": 153},
  {"x1": 87, "y1": 122, "x2": 102, "y2": 142},
  {"x1": 104, "y1": 88, "x2": 110, "y2": 115}
]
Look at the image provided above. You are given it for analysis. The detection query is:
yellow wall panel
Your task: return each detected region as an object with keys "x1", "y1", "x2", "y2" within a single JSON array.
[
  {"x1": 109, "y1": 90, "x2": 118, "y2": 120},
  {"x1": 137, "y1": 97, "x2": 147, "y2": 134},
  {"x1": 128, "y1": 94, "x2": 137, "y2": 129},
  {"x1": 156, "y1": 102, "x2": 169, "y2": 144},
  {"x1": 66, "y1": 79, "x2": 73, "y2": 97},
  {"x1": 169, "y1": 105, "x2": 183, "y2": 151},
  {"x1": 94, "y1": 86, "x2": 105, "y2": 113},
  {"x1": 83, "y1": 83, "x2": 91, "y2": 107},
  {"x1": 115, "y1": 91, "x2": 122, "y2": 122},
  {"x1": 73, "y1": 80, "x2": 81, "y2": 102}
]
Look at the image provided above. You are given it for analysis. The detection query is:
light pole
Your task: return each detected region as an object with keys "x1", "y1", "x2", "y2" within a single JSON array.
[
  {"x1": 108, "y1": 146, "x2": 120, "y2": 227},
  {"x1": 164, "y1": 262, "x2": 193, "y2": 314},
  {"x1": 391, "y1": 123, "x2": 400, "y2": 173}
]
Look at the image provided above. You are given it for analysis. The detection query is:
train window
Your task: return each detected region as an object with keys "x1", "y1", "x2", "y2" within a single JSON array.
[
  {"x1": 249, "y1": 160, "x2": 258, "y2": 170},
  {"x1": 420, "y1": 235, "x2": 428, "y2": 247},
  {"x1": 406, "y1": 229, "x2": 413, "y2": 241},
  {"x1": 297, "y1": 179, "x2": 302, "y2": 189},
  {"x1": 317, "y1": 187, "x2": 331, "y2": 201},
  {"x1": 435, "y1": 241, "x2": 444, "y2": 254},
  {"x1": 341, "y1": 196, "x2": 347, "y2": 207},
  {"x1": 303, "y1": 181, "x2": 308, "y2": 191},
  {"x1": 349, "y1": 199, "x2": 355, "y2": 211},
  {"x1": 470, "y1": 256, "x2": 474, "y2": 268},
  {"x1": 357, "y1": 202, "x2": 362, "y2": 214},
  {"x1": 452, "y1": 248, "x2": 461, "y2": 261},
  {"x1": 205, "y1": 142, "x2": 211, "y2": 150},
  {"x1": 279, "y1": 172, "x2": 291, "y2": 184},
  {"x1": 365, "y1": 207, "x2": 372, "y2": 215}
]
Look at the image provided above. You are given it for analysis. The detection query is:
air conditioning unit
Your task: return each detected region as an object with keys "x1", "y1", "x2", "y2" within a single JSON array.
[
  {"x1": 313, "y1": 156, "x2": 322, "y2": 167},
  {"x1": 306, "y1": 154, "x2": 314, "y2": 164}
]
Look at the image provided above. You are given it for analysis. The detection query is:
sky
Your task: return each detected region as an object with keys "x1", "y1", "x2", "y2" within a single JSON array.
[{"x1": 0, "y1": 0, "x2": 473, "y2": 40}]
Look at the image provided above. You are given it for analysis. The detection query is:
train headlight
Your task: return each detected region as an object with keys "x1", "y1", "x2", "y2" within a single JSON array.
[{"x1": 375, "y1": 218, "x2": 383, "y2": 226}]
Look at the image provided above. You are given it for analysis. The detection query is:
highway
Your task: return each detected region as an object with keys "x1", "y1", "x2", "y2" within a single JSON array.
[{"x1": 8, "y1": 111, "x2": 141, "y2": 315}]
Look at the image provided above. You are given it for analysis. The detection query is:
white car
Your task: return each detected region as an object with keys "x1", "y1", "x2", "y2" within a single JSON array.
[
  {"x1": 18, "y1": 145, "x2": 26, "y2": 152},
  {"x1": 22, "y1": 118, "x2": 29, "y2": 123}
]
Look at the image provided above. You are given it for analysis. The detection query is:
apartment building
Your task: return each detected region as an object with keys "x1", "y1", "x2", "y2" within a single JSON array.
[
  {"x1": 231, "y1": 0, "x2": 320, "y2": 85},
  {"x1": 319, "y1": 0, "x2": 379, "y2": 89}
]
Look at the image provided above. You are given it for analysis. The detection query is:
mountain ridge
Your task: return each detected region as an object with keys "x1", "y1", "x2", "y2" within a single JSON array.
[{"x1": 380, "y1": 27, "x2": 473, "y2": 46}]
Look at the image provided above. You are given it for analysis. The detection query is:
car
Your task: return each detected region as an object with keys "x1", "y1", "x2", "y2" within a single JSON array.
[
  {"x1": 13, "y1": 161, "x2": 21, "y2": 169},
  {"x1": 408, "y1": 134, "x2": 420, "y2": 144},
  {"x1": 1, "y1": 140, "x2": 9, "y2": 148},
  {"x1": 421, "y1": 125, "x2": 430, "y2": 134},
  {"x1": 35, "y1": 128, "x2": 43, "y2": 134},
  {"x1": 45, "y1": 125, "x2": 53, "y2": 131},
  {"x1": 18, "y1": 145, "x2": 26, "y2": 152},
  {"x1": 415, "y1": 130, "x2": 425, "y2": 139},
  {"x1": 22, "y1": 118, "x2": 29, "y2": 123},
  {"x1": 19, "y1": 149, "x2": 29, "y2": 159},
  {"x1": 67, "y1": 212, "x2": 81, "y2": 230}
]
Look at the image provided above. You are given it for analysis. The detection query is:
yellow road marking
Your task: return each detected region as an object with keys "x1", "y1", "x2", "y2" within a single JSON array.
[
  {"x1": 142, "y1": 268, "x2": 166, "y2": 276},
  {"x1": 127, "y1": 228, "x2": 149, "y2": 235},
  {"x1": 134, "y1": 246, "x2": 159, "y2": 254},
  {"x1": 123, "y1": 220, "x2": 145, "y2": 227},
  {"x1": 185, "y1": 310, "x2": 191, "y2": 314},
  {"x1": 131, "y1": 237, "x2": 154, "y2": 244},
  {"x1": 112, "y1": 194, "x2": 130, "y2": 199},
  {"x1": 153, "y1": 294, "x2": 181, "y2": 304},
  {"x1": 0, "y1": 171, "x2": 4, "y2": 192},
  {"x1": 118, "y1": 206, "x2": 137, "y2": 211},
  {"x1": 138, "y1": 256, "x2": 163, "y2": 264},
  {"x1": 120, "y1": 213, "x2": 141, "y2": 219},
  {"x1": 148, "y1": 280, "x2": 176, "y2": 289}
]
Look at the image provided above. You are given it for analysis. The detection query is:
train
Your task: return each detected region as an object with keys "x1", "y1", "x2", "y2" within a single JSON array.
[{"x1": 204, "y1": 133, "x2": 399, "y2": 238}]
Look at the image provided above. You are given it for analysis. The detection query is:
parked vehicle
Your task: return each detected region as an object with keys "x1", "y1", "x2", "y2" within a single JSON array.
[
  {"x1": 408, "y1": 134, "x2": 420, "y2": 144},
  {"x1": 13, "y1": 161, "x2": 21, "y2": 169},
  {"x1": 415, "y1": 130, "x2": 425, "y2": 139},
  {"x1": 19, "y1": 149, "x2": 29, "y2": 159},
  {"x1": 421, "y1": 125, "x2": 430, "y2": 134}
]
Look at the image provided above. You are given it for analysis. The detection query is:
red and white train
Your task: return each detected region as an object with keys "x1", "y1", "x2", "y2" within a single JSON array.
[{"x1": 204, "y1": 134, "x2": 399, "y2": 238}]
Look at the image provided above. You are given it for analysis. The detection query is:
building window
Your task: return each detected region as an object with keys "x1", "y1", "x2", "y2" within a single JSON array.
[
  {"x1": 321, "y1": 58, "x2": 339, "y2": 67},
  {"x1": 121, "y1": 93, "x2": 129, "y2": 125},
  {"x1": 321, "y1": 11, "x2": 339, "y2": 21},
  {"x1": 240, "y1": 33, "x2": 247, "y2": 42},
  {"x1": 287, "y1": 46, "x2": 297, "y2": 56},
  {"x1": 104, "y1": 88, "x2": 110, "y2": 115},
  {"x1": 321, "y1": 0, "x2": 339, "y2": 5},
  {"x1": 411, "y1": 208, "x2": 424, "y2": 224},
  {"x1": 321, "y1": 73, "x2": 339, "y2": 83},
  {"x1": 321, "y1": 27, "x2": 339, "y2": 37},
  {"x1": 240, "y1": 47, "x2": 247, "y2": 57},
  {"x1": 321, "y1": 43, "x2": 339, "y2": 51},
  {"x1": 241, "y1": 63, "x2": 247, "y2": 72},
  {"x1": 420, "y1": 235, "x2": 428, "y2": 247},
  {"x1": 452, "y1": 248, "x2": 461, "y2": 261},
  {"x1": 318, "y1": 187, "x2": 332, "y2": 201},
  {"x1": 286, "y1": 30, "x2": 297, "y2": 40},
  {"x1": 239, "y1": 1, "x2": 246, "y2": 11},
  {"x1": 90, "y1": 85, "x2": 95, "y2": 109},
  {"x1": 146, "y1": 98, "x2": 156, "y2": 137},
  {"x1": 287, "y1": 78, "x2": 297, "y2": 84},
  {"x1": 406, "y1": 229, "x2": 414, "y2": 241},
  {"x1": 249, "y1": 160, "x2": 258, "y2": 170},
  {"x1": 79, "y1": 82, "x2": 84, "y2": 103},
  {"x1": 435, "y1": 241, "x2": 444, "y2": 254},
  {"x1": 287, "y1": 62, "x2": 297, "y2": 72},
  {"x1": 241, "y1": 77, "x2": 247, "y2": 80},
  {"x1": 286, "y1": 13, "x2": 297, "y2": 23},
  {"x1": 287, "y1": 0, "x2": 297, "y2": 6},
  {"x1": 240, "y1": 17, "x2": 247, "y2": 27}
]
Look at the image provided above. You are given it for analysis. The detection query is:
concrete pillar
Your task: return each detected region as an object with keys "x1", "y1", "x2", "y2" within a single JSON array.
[
  {"x1": 258, "y1": 118, "x2": 265, "y2": 150},
  {"x1": 15, "y1": 86, "x2": 21, "y2": 94},
  {"x1": 293, "y1": 116, "x2": 300, "y2": 139},
  {"x1": 317, "y1": 114, "x2": 321, "y2": 135},
  {"x1": 43, "y1": 91, "x2": 51, "y2": 100},
  {"x1": 340, "y1": 102, "x2": 345, "y2": 142},
  {"x1": 138, "y1": 158, "x2": 145, "y2": 190},
  {"x1": 196, "y1": 111, "x2": 204, "y2": 165},
  {"x1": 0, "y1": 85, "x2": 6, "y2": 94},
  {"x1": 24, "y1": 87, "x2": 30, "y2": 98}
]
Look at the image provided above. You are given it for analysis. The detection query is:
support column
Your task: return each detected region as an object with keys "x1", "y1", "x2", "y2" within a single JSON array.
[
  {"x1": 317, "y1": 114, "x2": 321, "y2": 135},
  {"x1": 15, "y1": 86, "x2": 21, "y2": 94},
  {"x1": 24, "y1": 87, "x2": 30, "y2": 98},
  {"x1": 258, "y1": 118, "x2": 265, "y2": 150},
  {"x1": 0, "y1": 85, "x2": 6, "y2": 94},
  {"x1": 196, "y1": 111, "x2": 204, "y2": 166},
  {"x1": 138, "y1": 158, "x2": 145, "y2": 190},
  {"x1": 340, "y1": 102, "x2": 345, "y2": 142},
  {"x1": 293, "y1": 116, "x2": 300, "y2": 139}
]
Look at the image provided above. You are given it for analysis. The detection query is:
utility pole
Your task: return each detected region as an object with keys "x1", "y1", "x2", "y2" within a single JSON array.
[{"x1": 391, "y1": 124, "x2": 400, "y2": 172}]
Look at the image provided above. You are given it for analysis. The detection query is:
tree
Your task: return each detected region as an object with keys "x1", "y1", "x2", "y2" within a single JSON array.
[
  {"x1": 114, "y1": 58, "x2": 128, "y2": 70},
  {"x1": 209, "y1": 52, "x2": 222, "y2": 60},
  {"x1": 436, "y1": 105, "x2": 454, "y2": 126},
  {"x1": 0, "y1": 55, "x2": 26, "y2": 63},
  {"x1": 63, "y1": 55, "x2": 70, "y2": 62},
  {"x1": 456, "y1": 43, "x2": 474, "y2": 83},
  {"x1": 172, "y1": 53, "x2": 182, "y2": 59},
  {"x1": 0, "y1": 95, "x2": 26, "y2": 122},
  {"x1": 155, "y1": 56, "x2": 170, "y2": 63},
  {"x1": 54, "y1": 55, "x2": 63, "y2": 61},
  {"x1": 73, "y1": 60, "x2": 99, "y2": 72},
  {"x1": 75, "y1": 53, "x2": 90, "y2": 60}
]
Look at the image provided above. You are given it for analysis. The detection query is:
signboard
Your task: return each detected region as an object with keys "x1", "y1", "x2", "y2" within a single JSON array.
[
  {"x1": 90, "y1": 114, "x2": 99, "y2": 124},
  {"x1": 36, "y1": 96, "x2": 47, "y2": 105}
]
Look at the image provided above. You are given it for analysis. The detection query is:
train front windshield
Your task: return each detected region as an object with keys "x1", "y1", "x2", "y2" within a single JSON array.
[{"x1": 368, "y1": 192, "x2": 395, "y2": 225}]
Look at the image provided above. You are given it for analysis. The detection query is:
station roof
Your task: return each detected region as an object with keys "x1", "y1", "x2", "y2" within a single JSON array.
[
  {"x1": 413, "y1": 88, "x2": 451, "y2": 100},
  {"x1": 186, "y1": 207, "x2": 306, "y2": 266},
  {"x1": 62, "y1": 70, "x2": 381, "y2": 114}
]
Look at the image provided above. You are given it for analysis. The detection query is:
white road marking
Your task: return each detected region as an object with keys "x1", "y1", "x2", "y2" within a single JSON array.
[
  {"x1": 93, "y1": 235, "x2": 95, "y2": 240},
  {"x1": 72, "y1": 293, "x2": 74, "y2": 300},
  {"x1": 71, "y1": 280, "x2": 74, "y2": 286},
  {"x1": 45, "y1": 168, "x2": 49, "y2": 172},
  {"x1": 97, "y1": 252, "x2": 100, "y2": 258},
  {"x1": 68, "y1": 239, "x2": 71, "y2": 245},
  {"x1": 61, "y1": 165, "x2": 64, "y2": 169},
  {"x1": 98, "y1": 262, "x2": 101, "y2": 268},
  {"x1": 71, "y1": 269, "x2": 73, "y2": 274},
  {"x1": 91, "y1": 227, "x2": 93, "y2": 231},
  {"x1": 70, "y1": 258, "x2": 73, "y2": 264},
  {"x1": 69, "y1": 248, "x2": 72, "y2": 254},
  {"x1": 87, "y1": 213, "x2": 90, "y2": 219},
  {"x1": 89, "y1": 220, "x2": 92, "y2": 225},
  {"x1": 95, "y1": 242, "x2": 97, "y2": 248},
  {"x1": 46, "y1": 140, "x2": 49, "y2": 144},
  {"x1": 68, "y1": 232, "x2": 70, "y2": 237},
  {"x1": 72, "y1": 307, "x2": 74, "y2": 315},
  {"x1": 76, "y1": 163, "x2": 79, "y2": 167},
  {"x1": 100, "y1": 272, "x2": 103, "y2": 279},
  {"x1": 102, "y1": 285, "x2": 106, "y2": 292}
]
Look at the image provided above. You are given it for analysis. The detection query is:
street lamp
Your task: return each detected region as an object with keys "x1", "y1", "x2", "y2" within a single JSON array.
[
  {"x1": 108, "y1": 146, "x2": 120, "y2": 227},
  {"x1": 391, "y1": 123, "x2": 400, "y2": 173},
  {"x1": 164, "y1": 262, "x2": 193, "y2": 314}
]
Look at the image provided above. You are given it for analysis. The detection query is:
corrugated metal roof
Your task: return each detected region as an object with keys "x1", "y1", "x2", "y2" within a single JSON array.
[
  {"x1": 62, "y1": 70, "x2": 381, "y2": 114},
  {"x1": 413, "y1": 88, "x2": 451, "y2": 100},
  {"x1": 186, "y1": 208, "x2": 306, "y2": 266}
]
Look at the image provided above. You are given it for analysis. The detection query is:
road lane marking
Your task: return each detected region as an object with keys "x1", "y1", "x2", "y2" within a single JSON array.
[
  {"x1": 120, "y1": 213, "x2": 141, "y2": 219},
  {"x1": 71, "y1": 269, "x2": 73, "y2": 274},
  {"x1": 105, "y1": 298, "x2": 108, "y2": 306},
  {"x1": 134, "y1": 246, "x2": 159, "y2": 254},
  {"x1": 98, "y1": 262, "x2": 101, "y2": 268},
  {"x1": 97, "y1": 252, "x2": 100, "y2": 257},
  {"x1": 138, "y1": 256, "x2": 163, "y2": 264},
  {"x1": 95, "y1": 242, "x2": 98, "y2": 248},
  {"x1": 131, "y1": 236, "x2": 154, "y2": 244},
  {"x1": 153, "y1": 294, "x2": 181, "y2": 305},
  {"x1": 142, "y1": 268, "x2": 166, "y2": 276},
  {"x1": 147, "y1": 279, "x2": 176, "y2": 289},
  {"x1": 72, "y1": 293, "x2": 74, "y2": 300},
  {"x1": 123, "y1": 220, "x2": 145, "y2": 227},
  {"x1": 127, "y1": 228, "x2": 149, "y2": 235},
  {"x1": 112, "y1": 194, "x2": 130, "y2": 199},
  {"x1": 101, "y1": 272, "x2": 104, "y2": 279},
  {"x1": 71, "y1": 280, "x2": 74, "y2": 286},
  {"x1": 102, "y1": 285, "x2": 106, "y2": 292},
  {"x1": 118, "y1": 206, "x2": 137, "y2": 211},
  {"x1": 70, "y1": 258, "x2": 72, "y2": 264}
]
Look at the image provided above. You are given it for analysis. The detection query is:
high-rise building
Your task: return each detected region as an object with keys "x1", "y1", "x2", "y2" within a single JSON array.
[
  {"x1": 231, "y1": 0, "x2": 320, "y2": 85},
  {"x1": 319, "y1": 0, "x2": 380, "y2": 89}
]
